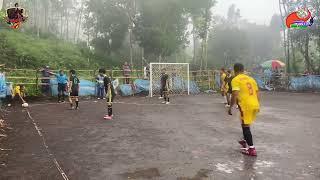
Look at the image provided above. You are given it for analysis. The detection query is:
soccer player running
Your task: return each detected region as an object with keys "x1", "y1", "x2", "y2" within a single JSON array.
[
  {"x1": 68, "y1": 70, "x2": 80, "y2": 110},
  {"x1": 220, "y1": 68, "x2": 228, "y2": 104},
  {"x1": 160, "y1": 68, "x2": 170, "y2": 104},
  {"x1": 228, "y1": 63, "x2": 260, "y2": 156},
  {"x1": 224, "y1": 70, "x2": 233, "y2": 108},
  {"x1": 103, "y1": 70, "x2": 116, "y2": 120}
]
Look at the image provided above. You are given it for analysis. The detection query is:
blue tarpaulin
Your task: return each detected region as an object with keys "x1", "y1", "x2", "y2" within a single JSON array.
[
  {"x1": 289, "y1": 75, "x2": 320, "y2": 91},
  {"x1": 188, "y1": 80, "x2": 200, "y2": 94},
  {"x1": 119, "y1": 78, "x2": 200, "y2": 96},
  {"x1": 50, "y1": 79, "x2": 96, "y2": 96},
  {"x1": 252, "y1": 75, "x2": 272, "y2": 90},
  {"x1": 0, "y1": 73, "x2": 6, "y2": 98},
  {"x1": 119, "y1": 84, "x2": 134, "y2": 96},
  {"x1": 134, "y1": 79, "x2": 149, "y2": 93}
]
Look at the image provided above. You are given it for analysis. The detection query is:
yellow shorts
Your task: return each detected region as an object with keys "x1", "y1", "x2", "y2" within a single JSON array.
[{"x1": 239, "y1": 109, "x2": 259, "y2": 125}]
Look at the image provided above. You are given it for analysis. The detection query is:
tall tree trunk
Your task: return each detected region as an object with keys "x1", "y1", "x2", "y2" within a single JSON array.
[
  {"x1": 44, "y1": 2, "x2": 49, "y2": 32},
  {"x1": 129, "y1": 28, "x2": 133, "y2": 67},
  {"x1": 192, "y1": 20, "x2": 197, "y2": 67},
  {"x1": 200, "y1": 41, "x2": 204, "y2": 71},
  {"x1": 286, "y1": 30, "x2": 290, "y2": 73},
  {"x1": 66, "y1": 9, "x2": 69, "y2": 40},
  {"x1": 76, "y1": 2, "x2": 84, "y2": 43},
  {"x1": 60, "y1": 12, "x2": 63, "y2": 39},
  {"x1": 289, "y1": 31, "x2": 295, "y2": 73},
  {"x1": 304, "y1": 32, "x2": 311, "y2": 72},
  {"x1": 36, "y1": 0, "x2": 40, "y2": 37},
  {"x1": 77, "y1": 14, "x2": 83, "y2": 42},
  {"x1": 284, "y1": 1, "x2": 290, "y2": 73},
  {"x1": 204, "y1": 5, "x2": 210, "y2": 70},
  {"x1": 278, "y1": 0, "x2": 286, "y2": 59},
  {"x1": 74, "y1": 2, "x2": 84, "y2": 43}
]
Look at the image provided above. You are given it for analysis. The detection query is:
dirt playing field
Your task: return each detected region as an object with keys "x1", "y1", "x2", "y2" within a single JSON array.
[{"x1": 0, "y1": 92, "x2": 320, "y2": 180}]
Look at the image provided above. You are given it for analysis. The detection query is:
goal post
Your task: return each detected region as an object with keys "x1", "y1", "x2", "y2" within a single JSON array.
[{"x1": 149, "y1": 63, "x2": 190, "y2": 97}]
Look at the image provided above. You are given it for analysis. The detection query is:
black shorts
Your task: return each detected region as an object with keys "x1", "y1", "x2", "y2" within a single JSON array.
[
  {"x1": 227, "y1": 88, "x2": 232, "y2": 94},
  {"x1": 70, "y1": 89, "x2": 79, "y2": 97},
  {"x1": 58, "y1": 83, "x2": 66, "y2": 92},
  {"x1": 161, "y1": 86, "x2": 168, "y2": 92}
]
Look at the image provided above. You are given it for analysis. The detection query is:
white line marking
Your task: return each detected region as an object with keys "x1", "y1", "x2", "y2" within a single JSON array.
[
  {"x1": 28, "y1": 99, "x2": 221, "y2": 108},
  {"x1": 26, "y1": 110, "x2": 69, "y2": 180}
]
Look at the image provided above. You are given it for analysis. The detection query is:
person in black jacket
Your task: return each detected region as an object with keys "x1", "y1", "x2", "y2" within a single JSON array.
[
  {"x1": 160, "y1": 68, "x2": 170, "y2": 104},
  {"x1": 103, "y1": 69, "x2": 116, "y2": 120},
  {"x1": 68, "y1": 70, "x2": 80, "y2": 110},
  {"x1": 224, "y1": 70, "x2": 234, "y2": 107}
]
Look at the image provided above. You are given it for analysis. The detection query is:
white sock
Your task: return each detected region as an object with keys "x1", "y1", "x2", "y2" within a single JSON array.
[{"x1": 224, "y1": 96, "x2": 227, "y2": 103}]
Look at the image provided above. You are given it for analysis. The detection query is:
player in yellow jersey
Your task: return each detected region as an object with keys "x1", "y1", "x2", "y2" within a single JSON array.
[
  {"x1": 220, "y1": 68, "x2": 228, "y2": 104},
  {"x1": 228, "y1": 63, "x2": 260, "y2": 156}
]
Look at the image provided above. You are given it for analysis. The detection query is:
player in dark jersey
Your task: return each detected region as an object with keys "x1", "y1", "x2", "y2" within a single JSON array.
[
  {"x1": 224, "y1": 70, "x2": 233, "y2": 107},
  {"x1": 160, "y1": 68, "x2": 170, "y2": 104},
  {"x1": 68, "y1": 70, "x2": 80, "y2": 110},
  {"x1": 103, "y1": 70, "x2": 116, "y2": 120}
]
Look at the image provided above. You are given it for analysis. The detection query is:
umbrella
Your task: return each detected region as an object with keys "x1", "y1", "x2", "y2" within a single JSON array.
[{"x1": 261, "y1": 60, "x2": 285, "y2": 69}]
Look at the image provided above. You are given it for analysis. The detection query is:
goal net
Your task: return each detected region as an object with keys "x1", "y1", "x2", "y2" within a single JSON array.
[{"x1": 149, "y1": 63, "x2": 190, "y2": 97}]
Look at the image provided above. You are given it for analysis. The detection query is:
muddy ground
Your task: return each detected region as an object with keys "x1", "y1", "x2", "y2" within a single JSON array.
[{"x1": 0, "y1": 93, "x2": 320, "y2": 180}]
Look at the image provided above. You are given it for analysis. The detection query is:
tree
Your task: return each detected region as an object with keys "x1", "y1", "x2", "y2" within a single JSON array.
[
  {"x1": 84, "y1": 0, "x2": 130, "y2": 55},
  {"x1": 207, "y1": 26, "x2": 250, "y2": 68},
  {"x1": 184, "y1": 0, "x2": 216, "y2": 69},
  {"x1": 133, "y1": 0, "x2": 188, "y2": 61}
]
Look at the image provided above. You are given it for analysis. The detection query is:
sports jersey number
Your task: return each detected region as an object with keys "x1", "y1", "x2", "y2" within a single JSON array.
[{"x1": 246, "y1": 82, "x2": 254, "y2": 95}]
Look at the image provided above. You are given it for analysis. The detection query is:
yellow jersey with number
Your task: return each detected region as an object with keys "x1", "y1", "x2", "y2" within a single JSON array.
[
  {"x1": 231, "y1": 74, "x2": 260, "y2": 111},
  {"x1": 221, "y1": 72, "x2": 227, "y2": 89}
]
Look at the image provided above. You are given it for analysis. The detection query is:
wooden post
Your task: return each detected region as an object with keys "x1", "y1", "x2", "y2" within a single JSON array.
[
  {"x1": 35, "y1": 69, "x2": 39, "y2": 92},
  {"x1": 207, "y1": 70, "x2": 210, "y2": 90}
]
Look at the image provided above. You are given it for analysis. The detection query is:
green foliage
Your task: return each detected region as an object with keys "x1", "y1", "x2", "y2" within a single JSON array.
[
  {"x1": 134, "y1": 0, "x2": 189, "y2": 57},
  {"x1": 85, "y1": 0, "x2": 130, "y2": 54},
  {"x1": 0, "y1": 30, "x2": 93, "y2": 69}
]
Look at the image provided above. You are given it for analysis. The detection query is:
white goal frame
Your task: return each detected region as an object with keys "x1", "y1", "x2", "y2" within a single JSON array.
[{"x1": 149, "y1": 63, "x2": 190, "y2": 97}]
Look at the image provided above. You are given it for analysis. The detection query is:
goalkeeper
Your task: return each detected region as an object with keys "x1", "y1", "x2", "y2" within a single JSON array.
[
  {"x1": 103, "y1": 69, "x2": 116, "y2": 120},
  {"x1": 160, "y1": 68, "x2": 170, "y2": 105}
]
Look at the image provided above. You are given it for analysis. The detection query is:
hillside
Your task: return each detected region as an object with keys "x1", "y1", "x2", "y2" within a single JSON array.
[{"x1": 0, "y1": 30, "x2": 94, "y2": 69}]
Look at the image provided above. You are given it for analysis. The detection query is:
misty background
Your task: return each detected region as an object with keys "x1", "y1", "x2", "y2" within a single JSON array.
[{"x1": 0, "y1": 0, "x2": 319, "y2": 73}]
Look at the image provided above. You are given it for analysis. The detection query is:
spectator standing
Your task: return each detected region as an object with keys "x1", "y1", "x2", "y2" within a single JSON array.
[
  {"x1": 40, "y1": 66, "x2": 51, "y2": 96},
  {"x1": 96, "y1": 69, "x2": 106, "y2": 100},
  {"x1": 122, "y1": 62, "x2": 131, "y2": 84},
  {"x1": 49, "y1": 70, "x2": 68, "y2": 103},
  {"x1": 5, "y1": 82, "x2": 13, "y2": 107}
]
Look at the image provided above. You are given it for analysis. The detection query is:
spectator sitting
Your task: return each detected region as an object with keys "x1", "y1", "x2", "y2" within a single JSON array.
[{"x1": 13, "y1": 84, "x2": 27, "y2": 105}]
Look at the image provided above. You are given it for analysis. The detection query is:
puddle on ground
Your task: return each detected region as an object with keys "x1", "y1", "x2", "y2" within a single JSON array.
[
  {"x1": 177, "y1": 169, "x2": 212, "y2": 180},
  {"x1": 214, "y1": 159, "x2": 274, "y2": 175},
  {"x1": 121, "y1": 168, "x2": 160, "y2": 179}
]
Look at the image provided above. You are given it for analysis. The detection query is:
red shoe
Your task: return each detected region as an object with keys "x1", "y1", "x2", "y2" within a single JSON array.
[
  {"x1": 242, "y1": 147, "x2": 257, "y2": 156},
  {"x1": 104, "y1": 115, "x2": 112, "y2": 120},
  {"x1": 238, "y1": 139, "x2": 247, "y2": 149}
]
